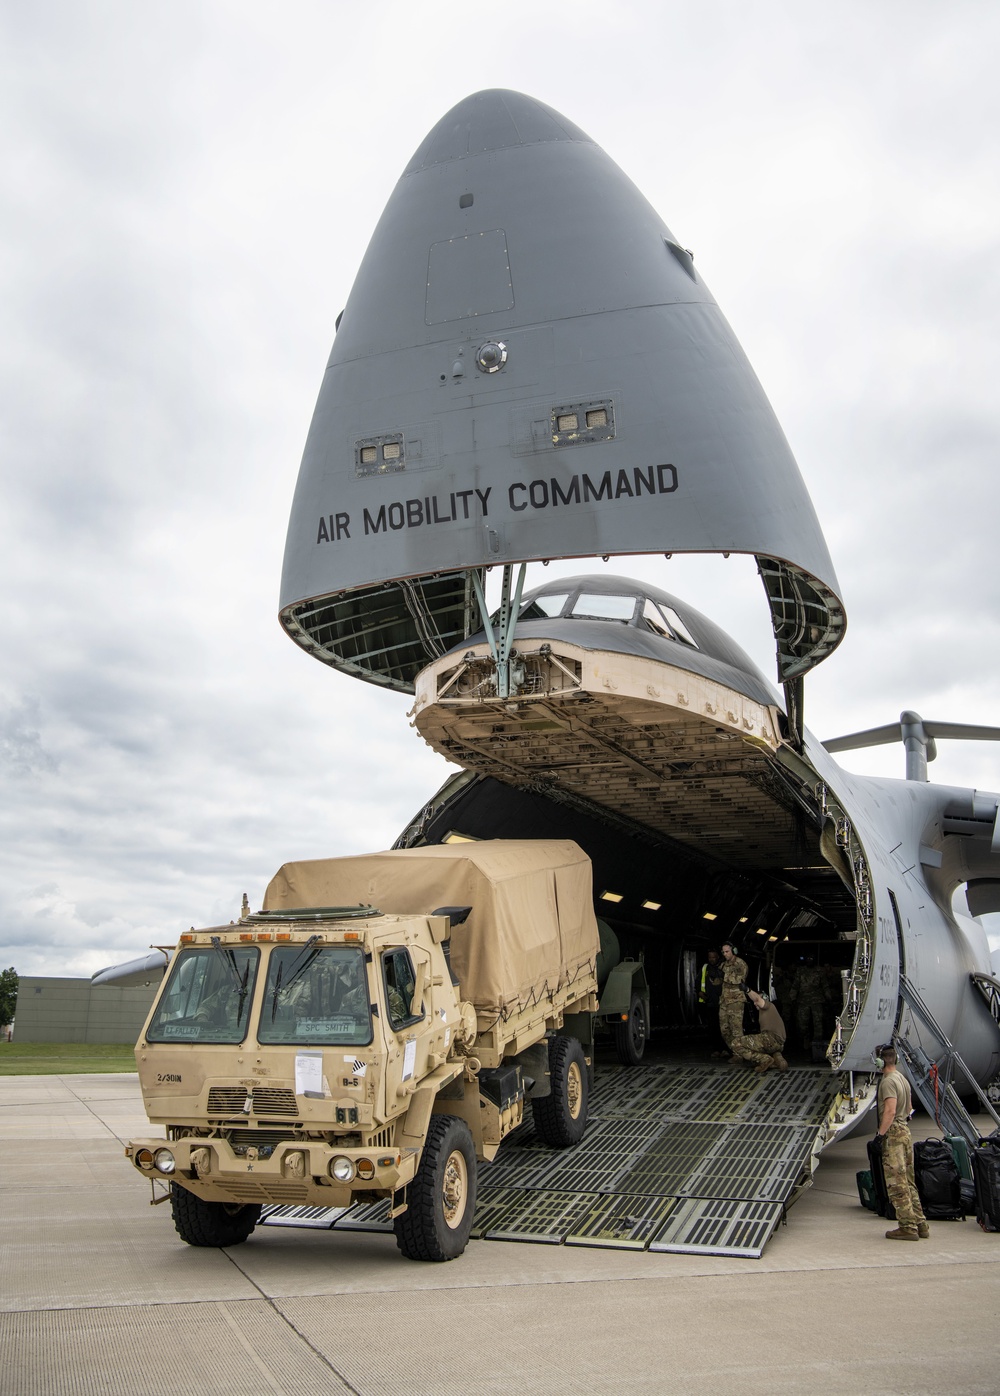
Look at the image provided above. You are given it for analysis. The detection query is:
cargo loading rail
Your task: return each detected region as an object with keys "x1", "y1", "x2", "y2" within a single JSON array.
[{"x1": 261, "y1": 1062, "x2": 840, "y2": 1259}]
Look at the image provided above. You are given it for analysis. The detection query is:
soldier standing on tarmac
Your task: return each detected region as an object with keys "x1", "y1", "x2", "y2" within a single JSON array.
[
  {"x1": 874, "y1": 1043, "x2": 929, "y2": 1242},
  {"x1": 716, "y1": 941, "x2": 748, "y2": 1060}
]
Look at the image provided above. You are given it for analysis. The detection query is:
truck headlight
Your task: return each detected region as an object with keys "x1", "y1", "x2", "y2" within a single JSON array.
[
  {"x1": 153, "y1": 1148, "x2": 176, "y2": 1175},
  {"x1": 330, "y1": 1155, "x2": 355, "y2": 1182}
]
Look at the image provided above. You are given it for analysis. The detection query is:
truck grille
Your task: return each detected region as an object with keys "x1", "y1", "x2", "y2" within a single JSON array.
[
  {"x1": 252, "y1": 1088, "x2": 298, "y2": 1116},
  {"x1": 214, "y1": 1178, "x2": 311, "y2": 1205},
  {"x1": 206, "y1": 1086, "x2": 299, "y2": 1118},
  {"x1": 226, "y1": 1130, "x2": 297, "y2": 1151},
  {"x1": 207, "y1": 1087, "x2": 246, "y2": 1114}
]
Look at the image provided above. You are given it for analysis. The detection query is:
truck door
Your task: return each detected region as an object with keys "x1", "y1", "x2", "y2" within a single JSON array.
[{"x1": 380, "y1": 946, "x2": 427, "y2": 1113}]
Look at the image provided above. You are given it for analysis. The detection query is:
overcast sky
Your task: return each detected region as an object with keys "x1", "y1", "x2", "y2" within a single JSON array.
[{"x1": 2, "y1": 1, "x2": 998, "y2": 978}]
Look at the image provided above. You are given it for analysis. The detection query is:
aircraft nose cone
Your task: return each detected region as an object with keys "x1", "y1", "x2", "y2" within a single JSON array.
[
  {"x1": 404, "y1": 89, "x2": 592, "y2": 172},
  {"x1": 280, "y1": 89, "x2": 844, "y2": 693}
]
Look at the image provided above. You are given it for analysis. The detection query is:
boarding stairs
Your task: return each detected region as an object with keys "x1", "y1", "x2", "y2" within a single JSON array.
[{"x1": 896, "y1": 974, "x2": 1000, "y2": 1148}]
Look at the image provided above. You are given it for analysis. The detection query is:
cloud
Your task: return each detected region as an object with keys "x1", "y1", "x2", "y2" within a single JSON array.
[{"x1": 1, "y1": 2, "x2": 998, "y2": 977}]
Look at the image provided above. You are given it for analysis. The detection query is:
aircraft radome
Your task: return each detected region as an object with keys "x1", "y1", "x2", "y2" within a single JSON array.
[{"x1": 276, "y1": 89, "x2": 1000, "y2": 1139}]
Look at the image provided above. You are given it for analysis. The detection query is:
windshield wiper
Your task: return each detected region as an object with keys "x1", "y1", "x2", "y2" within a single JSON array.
[
  {"x1": 271, "y1": 935, "x2": 321, "y2": 1023},
  {"x1": 211, "y1": 936, "x2": 252, "y2": 1025}
]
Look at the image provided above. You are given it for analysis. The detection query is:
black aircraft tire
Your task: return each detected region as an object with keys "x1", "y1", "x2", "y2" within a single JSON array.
[
  {"x1": 393, "y1": 1114, "x2": 477, "y2": 1262},
  {"x1": 533, "y1": 1035, "x2": 589, "y2": 1148},
  {"x1": 170, "y1": 1183, "x2": 261, "y2": 1247},
  {"x1": 614, "y1": 992, "x2": 648, "y2": 1066}
]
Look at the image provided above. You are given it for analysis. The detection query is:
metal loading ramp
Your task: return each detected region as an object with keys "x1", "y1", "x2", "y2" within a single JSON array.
[{"x1": 261, "y1": 1062, "x2": 840, "y2": 1259}]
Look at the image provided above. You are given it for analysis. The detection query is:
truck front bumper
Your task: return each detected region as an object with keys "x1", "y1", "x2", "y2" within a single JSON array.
[{"x1": 127, "y1": 1135, "x2": 418, "y2": 1208}]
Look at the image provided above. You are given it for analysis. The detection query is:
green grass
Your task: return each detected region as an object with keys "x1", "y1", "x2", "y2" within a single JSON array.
[{"x1": 0, "y1": 1042, "x2": 137, "y2": 1075}]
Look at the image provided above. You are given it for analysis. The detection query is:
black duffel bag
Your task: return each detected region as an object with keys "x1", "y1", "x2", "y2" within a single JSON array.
[
  {"x1": 914, "y1": 1137, "x2": 964, "y2": 1220},
  {"x1": 972, "y1": 1135, "x2": 1000, "y2": 1232}
]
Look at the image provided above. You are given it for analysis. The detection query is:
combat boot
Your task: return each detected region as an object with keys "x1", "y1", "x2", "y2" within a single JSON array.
[
  {"x1": 753, "y1": 1060, "x2": 772, "y2": 1074},
  {"x1": 885, "y1": 1227, "x2": 918, "y2": 1241},
  {"x1": 917, "y1": 1221, "x2": 930, "y2": 1238},
  {"x1": 772, "y1": 1054, "x2": 789, "y2": 1071}
]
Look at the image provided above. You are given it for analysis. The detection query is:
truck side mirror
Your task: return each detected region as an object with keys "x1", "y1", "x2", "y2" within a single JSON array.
[{"x1": 431, "y1": 905, "x2": 472, "y2": 927}]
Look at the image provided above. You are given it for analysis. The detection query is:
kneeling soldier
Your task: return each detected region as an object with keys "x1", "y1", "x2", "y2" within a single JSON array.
[{"x1": 730, "y1": 989, "x2": 788, "y2": 1073}]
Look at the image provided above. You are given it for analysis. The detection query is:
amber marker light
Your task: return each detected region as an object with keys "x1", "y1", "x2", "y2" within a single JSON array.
[{"x1": 356, "y1": 1159, "x2": 376, "y2": 1180}]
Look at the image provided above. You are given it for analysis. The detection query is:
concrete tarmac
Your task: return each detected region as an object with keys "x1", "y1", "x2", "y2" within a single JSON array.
[{"x1": 2, "y1": 1071, "x2": 999, "y2": 1395}]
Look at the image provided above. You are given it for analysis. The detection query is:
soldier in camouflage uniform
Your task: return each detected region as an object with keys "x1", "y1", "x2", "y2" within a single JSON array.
[
  {"x1": 874, "y1": 1043, "x2": 929, "y2": 1241},
  {"x1": 717, "y1": 941, "x2": 748, "y2": 1058},
  {"x1": 730, "y1": 990, "x2": 789, "y2": 1072},
  {"x1": 790, "y1": 956, "x2": 830, "y2": 1048}
]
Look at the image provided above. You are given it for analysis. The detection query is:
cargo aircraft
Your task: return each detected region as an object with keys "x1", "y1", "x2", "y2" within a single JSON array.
[
  {"x1": 94, "y1": 88, "x2": 1000, "y2": 1257},
  {"x1": 274, "y1": 89, "x2": 1000, "y2": 1142}
]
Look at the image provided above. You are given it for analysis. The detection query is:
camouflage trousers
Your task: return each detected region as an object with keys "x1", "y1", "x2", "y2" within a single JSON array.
[
  {"x1": 881, "y1": 1122, "x2": 926, "y2": 1231},
  {"x1": 796, "y1": 999, "x2": 825, "y2": 1043},
  {"x1": 719, "y1": 999, "x2": 745, "y2": 1051},
  {"x1": 731, "y1": 1030, "x2": 784, "y2": 1066}
]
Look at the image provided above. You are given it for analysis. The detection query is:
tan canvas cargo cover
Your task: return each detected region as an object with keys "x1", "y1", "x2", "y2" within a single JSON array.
[{"x1": 263, "y1": 840, "x2": 599, "y2": 1019}]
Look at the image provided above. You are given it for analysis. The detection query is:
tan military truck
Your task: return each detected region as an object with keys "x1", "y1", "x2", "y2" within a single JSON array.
[{"x1": 127, "y1": 840, "x2": 601, "y2": 1261}]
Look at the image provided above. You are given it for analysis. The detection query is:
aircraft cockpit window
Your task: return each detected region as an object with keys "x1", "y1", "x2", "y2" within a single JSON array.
[
  {"x1": 641, "y1": 599, "x2": 671, "y2": 637},
  {"x1": 518, "y1": 592, "x2": 569, "y2": 620},
  {"x1": 661, "y1": 605, "x2": 698, "y2": 647},
  {"x1": 641, "y1": 599, "x2": 698, "y2": 648},
  {"x1": 570, "y1": 593, "x2": 637, "y2": 622}
]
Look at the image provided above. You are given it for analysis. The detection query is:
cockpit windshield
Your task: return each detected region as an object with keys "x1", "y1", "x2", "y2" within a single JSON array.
[
  {"x1": 516, "y1": 587, "x2": 699, "y2": 648},
  {"x1": 257, "y1": 945, "x2": 373, "y2": 1046},
  {"x1": 146, "y1": 944, "x2": 260, "y2": 1045},
  {"x1": 570, "y1": 593, "x2": 637, "y2": 621}
]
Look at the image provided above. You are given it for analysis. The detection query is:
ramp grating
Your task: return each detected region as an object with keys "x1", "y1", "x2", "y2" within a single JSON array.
[
  {"x1": 333, "y1": 1197, "x2": 393, "y2": 1231},
  {"x1": 649, "y1": 1197, "x2": 784, "y2": 1258},
  {"x1": 565, "y1": 1192, "x2": 678, "y2": 1249},
  {"x1": 260, "y1": 1204, "x2": 345, "y2": 1229},
  {"x1": 258, "y1": 1063, "x2": 839, "y2": 1257},
  {"x1": 483, "y1": 1189, "x2": 595, "y2": 1244}
]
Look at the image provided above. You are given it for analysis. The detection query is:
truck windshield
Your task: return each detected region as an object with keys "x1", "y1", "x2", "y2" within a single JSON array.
[
  {"x1": 146, "y1": 945, "x2": 260, "y2": 1045},
  {"x1": 257, "y1": 945, "x2": 373, "y2": 1046}
]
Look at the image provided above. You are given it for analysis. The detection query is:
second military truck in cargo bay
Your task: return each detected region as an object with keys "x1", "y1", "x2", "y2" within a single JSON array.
[{"x1": 127, "y1": 840, "x2": 648, "y2": 1260}]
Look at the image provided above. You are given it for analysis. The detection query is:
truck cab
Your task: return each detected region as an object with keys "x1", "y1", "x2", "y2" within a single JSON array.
[{"x1": 127, "y1": 839, "x2": 604, "y2": 1260}]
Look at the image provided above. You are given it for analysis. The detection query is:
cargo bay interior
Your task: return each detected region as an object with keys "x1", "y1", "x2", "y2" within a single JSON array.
[{"x1": 398, "y1": 768, "x2": 857, "y2": 1061}]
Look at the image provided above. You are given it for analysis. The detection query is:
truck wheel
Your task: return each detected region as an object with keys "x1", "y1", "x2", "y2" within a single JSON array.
[
  {"x1": 533, "y1": 1035, "x2": 588, "y2": 1148},
  {"x1": 615, "y1": 992, "x2": 648, "y2": 1066},
  {"x1": 170, "y1": 1183, "x2": 261, "y2": 1247},
  {"x1": 393, "y1": 1114, "x2": 477, "y2": 1262}
]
